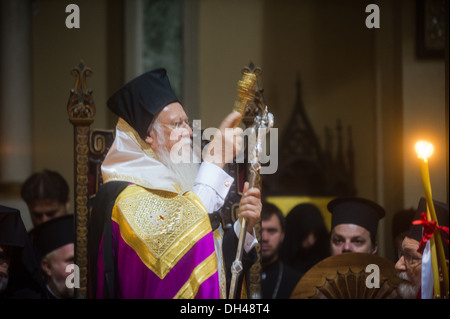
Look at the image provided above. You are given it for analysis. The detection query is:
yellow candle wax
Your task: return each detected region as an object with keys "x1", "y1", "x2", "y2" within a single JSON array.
[{"x1": 416, "y1": 141, "x2": 449, "y2": 297}]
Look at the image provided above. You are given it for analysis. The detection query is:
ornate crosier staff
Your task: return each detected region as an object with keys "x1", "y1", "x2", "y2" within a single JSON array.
[
  {"x1": 228, "y1": 68, "x2": 274, "y2": 299},
  {"x1": 415, "y1": 141, "x2": 449, "y2": 298}
]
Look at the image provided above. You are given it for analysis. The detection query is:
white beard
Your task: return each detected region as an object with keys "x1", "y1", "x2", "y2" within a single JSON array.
[
  {"x1": 48, "y1": 275, "x2": 74, "y2": 299},
  {"x1": 396, "y1": 271, "x2": 420, "y2": 299},
  {"x1": 156, "y1": 130, "x2": 200, "y2": 193}
]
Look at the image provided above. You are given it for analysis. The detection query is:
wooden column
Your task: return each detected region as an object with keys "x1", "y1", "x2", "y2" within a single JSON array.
[{"x1": 67, "y1": 61, "x2": 95, "y2": 299}]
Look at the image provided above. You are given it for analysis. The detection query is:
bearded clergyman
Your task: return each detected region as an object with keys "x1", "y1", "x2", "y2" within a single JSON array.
[{"x1": 87, "y1": 68, "x2": 261, "y2": 299}]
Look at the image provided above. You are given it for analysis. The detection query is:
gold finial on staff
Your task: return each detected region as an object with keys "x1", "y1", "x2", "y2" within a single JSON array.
[{"x1": 232, "y1": 68, "x2": 258, "y2": 122}]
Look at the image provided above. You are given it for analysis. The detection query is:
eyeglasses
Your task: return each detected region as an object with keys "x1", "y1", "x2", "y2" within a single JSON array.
[
  {"x1": 398, "y1": 249, "x2": 422, "y2": 267},
  {"x1": 159, "y1": 120, "x2": 192, "y2": 130}
]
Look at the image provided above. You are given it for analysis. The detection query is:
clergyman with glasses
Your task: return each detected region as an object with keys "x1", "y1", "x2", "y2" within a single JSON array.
[
  {"x1": 87, "y1": 68, "x2": 261, "y2": 299},
  {"x1": 395, "y1": 197, "x2": 449, "y2": 299}
]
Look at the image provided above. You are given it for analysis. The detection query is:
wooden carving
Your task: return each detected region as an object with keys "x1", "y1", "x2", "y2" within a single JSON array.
[
  {"x1": 67, "y1": 60, "x2": 95, "y2": 299},
  {"x1": 291, "y1": 253, "x2": 401, "y2": 299},
  {"x1": 264, "y1": 76, "x2": 356, "y2": 197},
  {"x1": 88, "y1": 129, "x2": 115, "y2": 196}
]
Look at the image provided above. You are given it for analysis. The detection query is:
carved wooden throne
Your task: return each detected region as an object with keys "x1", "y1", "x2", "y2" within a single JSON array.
[
  {"x1": 68, "y1": 61, "x2": 264, "y2": 299},
  {"x1": 67, "y1": 61, "x2": 116, "y2": 298}
]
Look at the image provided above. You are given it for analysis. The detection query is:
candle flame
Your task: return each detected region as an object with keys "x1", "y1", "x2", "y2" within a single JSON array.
[{"x1": 415, "y1": 141, "x2": 434, "y2": 160}]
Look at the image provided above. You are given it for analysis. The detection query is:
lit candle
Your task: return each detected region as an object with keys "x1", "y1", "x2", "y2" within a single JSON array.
[{"x1": 415, "y1": 141, "x2": 449, "y2": 297}]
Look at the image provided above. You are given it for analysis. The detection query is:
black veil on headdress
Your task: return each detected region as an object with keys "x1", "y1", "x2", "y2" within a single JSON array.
[{"x1": 107, "y1": 68, "x2": 180, "y2": 140}]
